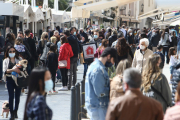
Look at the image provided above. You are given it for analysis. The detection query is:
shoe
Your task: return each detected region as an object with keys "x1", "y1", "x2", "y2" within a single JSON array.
[
  {"x1": 14, "y1": 110, "x2": 18, "y2": 119},
  {"x1": 9, "y1": 111, "x2": 14, "y2": 120},
  {"x1": 53, "y1": 90, "x2": 58, "y2": 94},
  {"x1": 58, "y1": 87, "x2": 68, "y2": 91},
  {"x1": 48, "y1": 91, "x2": 54, "y2": 95}
]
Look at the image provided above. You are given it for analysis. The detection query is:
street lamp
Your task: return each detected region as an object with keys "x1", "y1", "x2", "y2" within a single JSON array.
[{"x1": 141, "y1": 3, "x2": 144, "y2": 12}]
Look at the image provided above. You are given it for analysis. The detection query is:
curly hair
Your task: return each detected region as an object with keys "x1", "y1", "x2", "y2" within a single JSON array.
[
  {"x1": 142, "y1": 54, "x2": 162, "y2": 93},
  {"x1": 116, "y1": 37, "x2": 129, "y2": 56},
  {"x1": 98, "y1": 39, "x2": 108, "y2": 52}
]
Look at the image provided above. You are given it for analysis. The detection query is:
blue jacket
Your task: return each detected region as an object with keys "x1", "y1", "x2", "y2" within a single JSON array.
[{"x1": 85, "y1": 59, "x2": 110, "y2": 108}]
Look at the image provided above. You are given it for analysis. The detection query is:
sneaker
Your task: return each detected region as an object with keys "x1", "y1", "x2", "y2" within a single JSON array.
[
  {"x1": 53, "y1": 90, "x2": 58, "y2": 94},
  {"x1": 58, "y1": 87, "x2": 68, "y2": 91},
  {"x1": 48, "y1": 91, "x2": 54, "y2": 95}
]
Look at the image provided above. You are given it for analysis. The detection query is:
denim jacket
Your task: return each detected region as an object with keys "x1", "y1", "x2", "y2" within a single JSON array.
[{"x1": 85, "y1": 59, "x2": 110, "y2": 109}]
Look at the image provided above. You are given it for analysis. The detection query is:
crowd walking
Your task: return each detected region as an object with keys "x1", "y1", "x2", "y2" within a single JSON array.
[{"x1": 0, "y1": 24, "x2": 180, "y2": 120}]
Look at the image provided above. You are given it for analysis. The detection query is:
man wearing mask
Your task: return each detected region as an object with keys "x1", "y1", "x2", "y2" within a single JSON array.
[
  {"x1": 23, "y1": 29, "x2": 37, "y2": 74},
  {"x1": 80, "y1": 28, "x2": 88, "y2": 43},
  {"x1": 85, "y1": 47, "x2": 117, "y2": 120}
]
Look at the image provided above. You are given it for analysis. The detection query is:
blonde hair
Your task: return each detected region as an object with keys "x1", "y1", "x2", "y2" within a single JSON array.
[
  {"x1": 116, "y1": 59, "x2": 131, "y2": 75},
  {"x1": 51, "y1": 36, "x2": 57, "y2": 44},
  {"x1": 142, "y1": 54, "x2": 162, "y2": 93},
  {"x1": 40, "y1": 32, "x2": 48, "y2": 47}
]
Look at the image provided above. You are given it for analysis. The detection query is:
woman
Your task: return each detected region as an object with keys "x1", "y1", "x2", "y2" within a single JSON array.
[
  {"x1": 160, "y1": 28, "x2": 170, "y2": 64},
  {"x1": 164, "y1": 82, "x2": 180, "y2": 120},
  {"x1": 5, "y1": 33, "x2": 16, "y2": 51},
  {"x1": 141, "y1": 54, "x2": 172, "y2": 112},
  {"x1": 50, "y1": 36, "x2": 57, "y2": 45},
  {"x1": 14, "y1": 37, "x2": 31, "y2": 60},
  {"x1": 127, "y1": 29, "x2": 134, "y2": 46},
  {"x1": 116, "y1": 37, "x2": 133, "y2": 65},
  {"x1": 132, "y1": 38, "x2": 153, "y2": 73},
  {"x1": 3, "y1": 46, "x2": 22, "y2": 119},
  {"x1": 23, "y1": 67, "x2": 53, "y2": 120},
  {"x1": 94, "y1": 39, "x2": 108, "y2": 58},
  {"x1": 58, "y1": 36, "x2": 74, "y2": 91},
  {"x1": 38, "y1": 32, "x2": 49, "y2": 55},
  {"x1": 110, "y1": 59, "x2": 131, "y2": 101}
]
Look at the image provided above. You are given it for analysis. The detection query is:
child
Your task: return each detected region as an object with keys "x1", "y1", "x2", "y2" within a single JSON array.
[
  {"x1": 154, "y1": 45, "x2": 165, "y2": 71},
  {"x1": 169, "y1": 47, "x2": 178, "y2": 80}
]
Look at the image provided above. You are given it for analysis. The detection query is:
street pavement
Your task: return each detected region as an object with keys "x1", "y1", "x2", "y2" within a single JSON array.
[{"x1": 0, "y1": 64, "x2": 171, "y2": 120}]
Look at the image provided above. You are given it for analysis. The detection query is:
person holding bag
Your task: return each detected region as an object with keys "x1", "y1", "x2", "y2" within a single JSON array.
[
  {"x1": 23, "y1": 67, "x2": 53, "y2": 120},
  {"x1": 58, "y1": 36, "x2": 74, "y2": 91},
  {"x1": 3, "y1": 46, "x2": 22, "y2": 120}
]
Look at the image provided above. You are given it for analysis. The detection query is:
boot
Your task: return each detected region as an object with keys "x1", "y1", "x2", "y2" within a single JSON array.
[
  {"x1": 9, "y1": 111, "x2": 14, "y2": 120},
  {"x1": 14, "y1": 110, "x2": 18, "y2": 119}
]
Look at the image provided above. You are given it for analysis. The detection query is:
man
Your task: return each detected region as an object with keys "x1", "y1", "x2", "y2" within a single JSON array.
[
  {"x1": 119, "y1": 25, "x2": 126, "y2": 37},
  {"x1": 106, "y1": 68, "x2": 164, "y2": 120},
  {"x1": 80, "y1": 28, "x2": 88, "y2": 43},
  {"x1": 24, "y1": 29, "x2": 37, "y2": 74},
  {"x1": 0, "y1": 32, "x2": 5, "y2": 80},
  {"x1": 108, "y1": 30, "x2": 117, "y2": 47},
  {"x1": 85, "y1": 47, "x2": 117, "y2": 120},
  {"x1": 60, "y1": 29, "x2": 78, "y2": 90},
  {"x1": 17, "y1": 31, "x2": 24, "y2": 38},
  {"x1": 56, "y1": 26, "x2": 62, "y2": 33}
]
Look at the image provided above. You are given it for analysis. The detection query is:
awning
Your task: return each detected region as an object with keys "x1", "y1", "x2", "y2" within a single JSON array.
[
  {"x1": 74, "y1": 0, "x2": 93, "y2": 6},
  {"x1": 32, "y1": 7, "x2": 44, "y2": 21},
  {"x1": 23, "y1": 5, "x2": 35, "y2": 23},
  {"x1": 76, "y1": 0, "x2": 139, "y2": 12},
  {"x1": 170, "y1": 20, "x2": 180, "y2": 26},
  {"x1": 71, "y1": 7, "x2": 90, "y2": 18},
  {"x1": 0, "y1": 2, "x2": 24, "y2": 17},
  {"x1": 51, "y1": 9, "x2": 71, "y2": 23},
  {"x1": 42, "y1": 8, "x2": 52, "y2": 20}
]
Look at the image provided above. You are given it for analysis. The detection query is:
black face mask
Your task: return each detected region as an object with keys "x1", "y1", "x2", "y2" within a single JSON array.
[
  {"x1": 105, "y1": 61, "x2": 113, "y2": 67},
  {"x1": 45, "y1": 35, "x2": 48, "y2": 39}
]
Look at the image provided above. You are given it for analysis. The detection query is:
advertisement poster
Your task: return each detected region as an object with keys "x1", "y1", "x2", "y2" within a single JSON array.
[{"x1": 83, "y1": 43, "x2": 96, "y2": 59}]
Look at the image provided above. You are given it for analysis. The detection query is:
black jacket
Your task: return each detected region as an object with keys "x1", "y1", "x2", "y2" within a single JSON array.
[
  {"x1": 127, "y1": 35, "x2": 134, "y2": 45},
  {"x1": 38, "y1": 40, "x2": 47, "y2": 55},
  {"x1": 108, "y1": 35, "x2": 117, "y2": 47},
  {"x1": 23, "y1": 37, "x2": 37, "y2": 60},
  {"x1": 171, "y1": 36, "x2": 177, "y2": 47},
  {"x1": 47, "y1": 52, "x2": 58, "y2": 73},
  {"x1": 150, "y1": 33, "x2": 161, "y2": 47},
  {"x1": 67, "y1": 35, "x2": 79, "y2": 58},
  {"x1": 80, "y1": 32, "x2": 89, "y2": 43},
  {"x1": 0, "y1": 36, "x2": 5, "y2": 52},
  {"x1": 134, "y1": 34, "x2": 140, "y2": 44}
]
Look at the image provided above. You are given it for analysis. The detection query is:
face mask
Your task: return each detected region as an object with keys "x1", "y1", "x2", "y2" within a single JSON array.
[
  {"x1": 48, "y1": 29, "x2": 51, "y2": 31},
  {"x1": 9, "y1": 53, "x2": 15, "y2": 58},
  {"x1": 65, "y1": 28, "x2": 67, "y2": 30},
  {"x1": 140, "y1": 45, "x2": 146, "y2": 50},
  {"x1": 45, "y1": 35, "x2": 48, "y2": 39},
  {"x1": 105, "y1": 61, "x2": 113, "y2": 67},
  {"x1": 45, "y1": 79, "x2": 53, "y2": 92},
  {"x1": 130, "y1": 33, "x2": 132, "y2": 36},
  {"x1": 73, "y1": 32, "x2": 76, "y2": 35},
  {"x1": 94, "y1": 35, "x2": 98, "y2": 39}
]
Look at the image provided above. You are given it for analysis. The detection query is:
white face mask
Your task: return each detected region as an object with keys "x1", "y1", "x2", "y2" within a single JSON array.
[{"x1": 140, "y1": 45, "x2": 146, "y2": 50}]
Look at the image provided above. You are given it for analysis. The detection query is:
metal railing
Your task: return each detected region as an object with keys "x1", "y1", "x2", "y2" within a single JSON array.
[{"x1": 70, "y1": 80, "x2": 87, "y2": 120}]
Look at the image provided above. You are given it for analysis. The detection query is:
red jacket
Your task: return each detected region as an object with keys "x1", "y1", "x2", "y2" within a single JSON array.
[{"x1": 58, "y1": 43, "x2": 74, "y2": 69}]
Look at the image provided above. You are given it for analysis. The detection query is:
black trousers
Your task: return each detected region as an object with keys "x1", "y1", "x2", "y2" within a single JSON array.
[
  {"x1": 50, "y1": 71, "x2": 56, "y2": 91},
  {"x1": 61, "y1": 68, "x2": 68, "y2": 86},
  {"x1": 163, "y1": 46, "x2": 170, "y2": 64}
]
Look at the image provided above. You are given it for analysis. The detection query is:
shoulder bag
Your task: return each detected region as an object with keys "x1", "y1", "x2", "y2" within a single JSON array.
[{"x1": 58, "y1": 49, "x2": 69, "y2": 68}]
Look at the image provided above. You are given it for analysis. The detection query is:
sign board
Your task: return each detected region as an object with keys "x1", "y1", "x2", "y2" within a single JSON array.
[{"x1": 82, "y1": 42, "x2": 97, "y2": 63}]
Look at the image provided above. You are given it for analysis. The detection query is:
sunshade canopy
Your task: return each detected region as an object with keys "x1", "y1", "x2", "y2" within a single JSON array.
[
  {"x1": 32, "y1": 7, "x2": 44, "y2": 22},
  {"x1": 51, "y1": 9, "x2": 71, "y2": 23},
  {"x1": 23, "y1": 5, "x2": 35, "y2": 22}
]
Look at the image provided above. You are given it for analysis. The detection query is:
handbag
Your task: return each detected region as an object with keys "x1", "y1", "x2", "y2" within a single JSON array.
[
  {"x1": 17, "y1": 76, "x2": 29, "y2": 88},
  {"x1": 58, "y1": 49, "x2": 69, "y2": 68}
]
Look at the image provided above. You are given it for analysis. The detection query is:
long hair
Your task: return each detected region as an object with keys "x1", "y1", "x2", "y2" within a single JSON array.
[
  {"x1": 5, "y1": 46, "x2": 19, "y2": 59},
  {"x1": 116, "y1": 59, "x2": 131, "y2": 75},
  {"x1": 175, "y1": 82, "x2": 180, "y2": 102},
  {"x1": 142, "y1": 54, "x2": 162, "y2": 93},
  {"x1": 116, "y1": 37, "x2": 129, "y2": 56},
  {"x1": 98, "y1": 39, "x2": 108, "y2": 52},
  {"x1": 40, "y1": 32, "x2": 48, "y2": 47},
  {"x1": 168, "y1": 47, "x2": 176, "y2": 58},
  {"x1": 23, "y1": 67, "x2": 49, "y2": 120},
  {"x1": 6, "y1": 33, "x2": 15, "y2": 43},
  {"x1": 15, "y1": 37, "x2": 23, "y2": 45}
]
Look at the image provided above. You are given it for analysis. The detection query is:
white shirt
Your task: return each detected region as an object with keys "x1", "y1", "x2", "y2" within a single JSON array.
[{"x1": 169, "y1": 55, "x2": 178, "y2": 66}]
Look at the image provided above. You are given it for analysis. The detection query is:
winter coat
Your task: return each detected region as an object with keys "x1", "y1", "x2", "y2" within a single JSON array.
[
  {"x1": 67, "y1": 35, "x2": 79, "y2": 58},
  {"x1": 58, "y1": 43, "x2": 74, "y2": 69},
  {"x1": 110, "y1": 75, "x2": 124, "y2": 101},
  {"x1": 142, "y1": 74, "x2": 172, "y2": 112},
  {"x1": 132, "y1": 48, "x2": 153, "y2": 73},
  {"x1": 150, "y1": 33, "x2": 161, "y2": 47},
  {"x1": 108, "y1": 35, "x2": 117, "y2": 47}
]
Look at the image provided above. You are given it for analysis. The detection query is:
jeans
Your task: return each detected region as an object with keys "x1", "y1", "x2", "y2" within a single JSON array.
[
  {"x1": 61, "y1": 68, "x2": 68, "y2": 86},
  {"x1": 56, "y1": 69, "x2": 61, "y2": 80},
  {"x1": 6, "y1": 79, "x2": 21, "y2": 112},
  {"x1": 86, "y1": 107, "x2": 107, "y2": 120},
  {"x1": 163, "y1": 46, "x2": 170, "y2": 64},
  {"x1": 0, "y1": 55, "x2": 4, "y2": 79},
  {"x1": 68, "y1": 57, "x2": 78, "y2": 88},
  {"x1": 83, "y1": 63, "x2": 88, "y2": 77}
]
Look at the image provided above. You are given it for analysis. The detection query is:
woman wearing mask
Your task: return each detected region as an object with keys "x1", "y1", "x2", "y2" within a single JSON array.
[
  {"x1": 3, "y1": 46, "x2": 22, "y2": 119},
  {"x1": 141, "y1": 54, "x2": 172, "y2": 112},
  {"x1": 47, "y1": 44, "x2": 58, "y2": 94},
  {"x1": 94, "y1": 39, "x2": 109, "y2": 58},
  {"x1": 58, "y1": 36, "x2": 74, "y2": 91},
  {"x1": 23, "y1": 67, "x2": 53, "y2": 120},
  {"x1": 110, "y1": 59, "x2": 131, "y2": 101},
  {"x1": 116, "y1": 37, "x2": 133, "y2": 65},
  {"x1": 160, "y1": 28, "x2": 170, "y2": 64},
  {"x1": 38, "y1": 32, "x2": 49, "y2": 56},
  {"x1": 132, "y1": 38, "x2": 153, "y2": 73}
]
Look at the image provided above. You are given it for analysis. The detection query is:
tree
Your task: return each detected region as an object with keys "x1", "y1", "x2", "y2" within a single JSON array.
[{"x1": 48, "y1": 0, "x2": 70, "y2": 11}]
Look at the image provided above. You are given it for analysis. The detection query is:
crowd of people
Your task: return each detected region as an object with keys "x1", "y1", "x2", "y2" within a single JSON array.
[{"x1": 0, "y1": 24, "x2": 180, "y2": 120}]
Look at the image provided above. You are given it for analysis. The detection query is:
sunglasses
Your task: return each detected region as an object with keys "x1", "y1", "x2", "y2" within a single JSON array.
[{"x1": 9, "y1": 51, "x2": 15, "y2": 53}]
